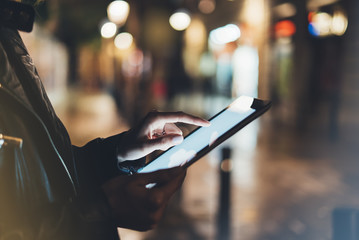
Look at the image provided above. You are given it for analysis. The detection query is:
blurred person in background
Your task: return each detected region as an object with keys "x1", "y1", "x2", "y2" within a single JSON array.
[{"x1": 0, "y1": 0, "x2": 209, "y2": 239}]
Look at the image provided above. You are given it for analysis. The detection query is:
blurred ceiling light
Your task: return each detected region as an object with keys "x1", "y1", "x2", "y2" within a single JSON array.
[
  {"x1": 273, "y1": 3, "x2": 296, "y2": 19},
  {"x1": 198, "y1": 0, "x2": 216, "y2": 14},
  {"x1": 169, "y1": 10, "x2": 191, "y2": 31},
  {"x1": 114, "y1": 32, "x2": 133, "y2": 49},
  {"x1": 331, "y1": 8, "x2": 348, "y2": 36},
  {"x1": 107, "y1": 0, "x2": 130, "y2": 25},
  {"x1": 101, "y1": 22, "x2": 117, "y2": 38},
  {"x1": 209, "y1": 24, "x2": 241, "y2": 45}
]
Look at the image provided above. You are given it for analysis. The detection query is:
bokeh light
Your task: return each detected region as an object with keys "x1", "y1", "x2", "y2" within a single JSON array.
[
  {"x1": 331, "y1": 8, "x2": 348, "y2": 36},
  {"x1": 198, "y1": 0, "x2": 216, "y2": 14},
  {"x1": 114, "y1": 32, "x2": 133, "y2": 50},
  {"x1": 275, "y1": 20, "x2": 296, "y2": 38},
  {"x1": 184, "y1": 18, "x2": 206, "y2": 48},
  {"x1": 107, "y1": 0, "x2": 130, "y2": 26},
  {"x1": 100, "y1": 22, "x2": 117, "y2": 38},
  {"x1": 312, "y1": 12, "x2": 332, "y2": 36},
  {"x1": 209, "y1": 24, "x2": 241, "y2": 45},
  {"x1": 169, "y1": 10, "x2": 191, "y2": 31},
  {"x1": 308, "y1": 7, "x2": 348, "y2": 38}
]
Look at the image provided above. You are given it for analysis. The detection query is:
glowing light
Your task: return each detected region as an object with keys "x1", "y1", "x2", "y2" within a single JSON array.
[
  {"x1": 309, "y1": 12, "x2": 332, "y2": 37},
  {"x1": 275, "y1": 20, "x2": 296, "y2": 38},
  {"x1": 308, "y1": 9, "x2": 347, "y2": 37},
  {"x1": 241, "y1": 0, "x2": 265, "y2": 27},
  {"x1": 308, "y1": 23, "x2": 319, "y2": 36},
  {"x1": 232, "y1": 46, "x2": 259, "y2": 97},
  {"x1": 101, "y1": 22, "x2": 117, "y2": 38},
  {"x1": 183, "y1": 18, "x2": 207, "y2": 78},
  {"x1": 308, "y1": 11, "x2": 315, "y2": 22},
  {"x1": 114, "y1": 32, "x2": 133, "y2": 49},
  {"x1": 331, "y1": 8, "x2": 348, "y2": 36},
  {"x1": 169, "y1": 10, "x2": 191, "y2": 31},
  {"x1": 107, "y1": 0, "x2": 130, "y2": 25},
  {"x1": 209, "y1": 24, "x2": 241, "y2": 45},
  {"x1": 314, "y1": 12, "x2": 332, "y2": 36},
  {"x1": 198, "y1": 0, "x2": 216, "y2": 14}
]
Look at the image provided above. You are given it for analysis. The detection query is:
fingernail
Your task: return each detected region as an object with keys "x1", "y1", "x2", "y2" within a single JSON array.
[
  {"x1": 172, "y1": 135, "x2": 183, "y2": 144},
  {"x1": 203, "y1": 120, "x2": 211, "y2": 126}
]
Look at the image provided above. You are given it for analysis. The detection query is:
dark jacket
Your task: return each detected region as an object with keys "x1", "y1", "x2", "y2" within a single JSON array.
[{"x1": 0, "y1": 2, "x2": 138, "y2": 239}]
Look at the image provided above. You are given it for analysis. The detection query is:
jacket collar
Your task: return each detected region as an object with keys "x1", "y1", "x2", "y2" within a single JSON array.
[{"x1": 0, "y1": 1, "x2": 35, "y2": 32}]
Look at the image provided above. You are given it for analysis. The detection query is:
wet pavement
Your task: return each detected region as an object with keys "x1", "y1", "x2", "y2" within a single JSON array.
[{"x1": 57, "y1": 88, "x2": 359, "y2": 240}]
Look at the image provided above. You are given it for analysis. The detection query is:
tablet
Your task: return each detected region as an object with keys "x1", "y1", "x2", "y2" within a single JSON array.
[{"x1": 138, "y1": 96, "x2": 271, "y2": 174}]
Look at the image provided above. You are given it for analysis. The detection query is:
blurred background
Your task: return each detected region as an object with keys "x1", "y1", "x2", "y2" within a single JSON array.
[{"x1": 21, "y1": 0, "x2": 359, "y2": 239}]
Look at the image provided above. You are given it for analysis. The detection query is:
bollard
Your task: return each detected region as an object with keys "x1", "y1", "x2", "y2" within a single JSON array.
[{"x1": 217, "y1": 147, "x2": 232, "y2": 240}]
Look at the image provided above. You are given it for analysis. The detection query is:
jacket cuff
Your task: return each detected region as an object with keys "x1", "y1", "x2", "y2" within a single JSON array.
[
  {"x1": 73, "y1": 134, "x2": 123, "y2": 186},
  {"x1": 73, "y1": 132, "x2": 146, "y2": 186},
  {"x1": 96, "y1": 133, "x2": 145, "y2": 177}
]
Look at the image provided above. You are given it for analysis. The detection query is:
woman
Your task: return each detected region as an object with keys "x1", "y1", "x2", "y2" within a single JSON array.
[{"x1": 0, "y1": 1, "x2": 209, "y2": 239}]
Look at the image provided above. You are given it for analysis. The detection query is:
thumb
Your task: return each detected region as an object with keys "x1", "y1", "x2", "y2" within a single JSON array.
[
  {"x1": 117, "y1": 134, "x2": 183, "y2": 161},
  {"x1": 142, "y1": 134, "x2": 183, "y2": 154}
]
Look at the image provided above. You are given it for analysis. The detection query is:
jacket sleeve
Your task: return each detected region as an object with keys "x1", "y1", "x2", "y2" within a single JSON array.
[{"x1": 72, "y1": 132, "x2": 146, "y2": 186}]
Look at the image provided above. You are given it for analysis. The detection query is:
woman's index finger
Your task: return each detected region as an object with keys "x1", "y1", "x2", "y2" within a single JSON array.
[{"x1": 153, "y1": 112, "x2": 210, "y2": 127}]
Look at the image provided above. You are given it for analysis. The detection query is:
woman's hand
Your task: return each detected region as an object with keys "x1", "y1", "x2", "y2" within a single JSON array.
[
  {"x1": 102, "y1": 167, "x2": 186, "y2": 231},
  {"x1": 117, "y1": 111, "x2": 210, "y2": 162},
  {"x1": 103, "y1": 111, "x2": 209, "y2": 230}
]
